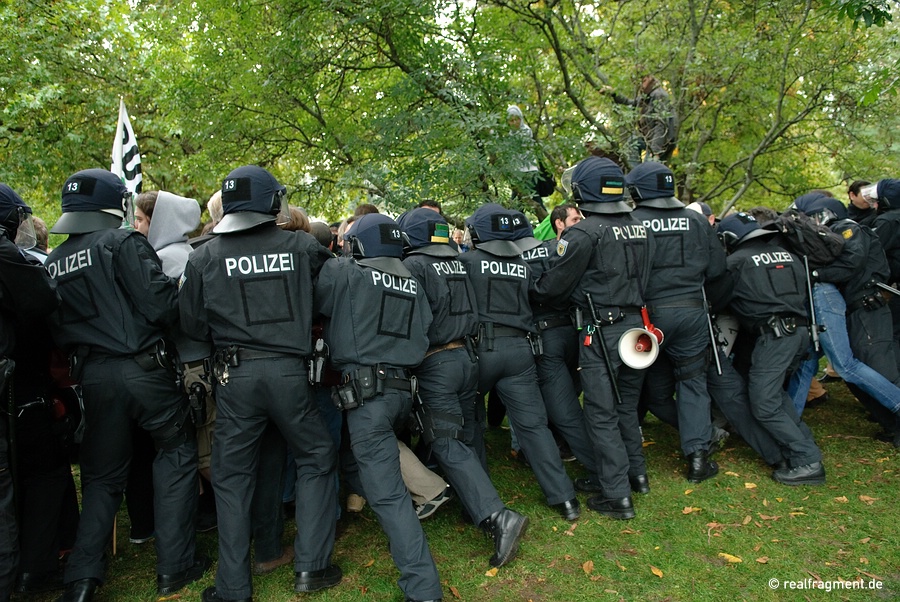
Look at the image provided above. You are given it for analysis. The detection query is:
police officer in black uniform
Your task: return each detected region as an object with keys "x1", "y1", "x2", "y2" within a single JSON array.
[
  {"x1": 517, "y1": 205, "x2": 598, "y2": 475},
  {"x1": 806, "y1": 196, "x2": 900, "y2": 439},
  {"x1": 459, "y1": 203, "x2": 580, "y2": 522},
  {"x1": 717, "y1": 213, "x2": 825, "y2": 485},
  {"x1": 0, "y1": 184, "x2": 61, "y2": 601},
  {"x1": 316, "y1": 213, "x2": 442, "y2": 602},
  {"x1": 46, "y1": 169, "x2": 207, "y2": 602},
  {"x1": 178, "y1": 166, "x2": 340, "y2": 602},
  {"x1": 531, "y1": 157, "x2": 653, "y2": 520},
  {"x1": 397, "y1": 207, "x2": 528, "y2": 568},
  {"x1": 628, "y1": 162, "x2": 723, "y2": 481}
]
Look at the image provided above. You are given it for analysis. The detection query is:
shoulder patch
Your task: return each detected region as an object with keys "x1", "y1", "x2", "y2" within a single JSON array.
[
  {"x1": 557, "y1": 239, "x2": 569, "y2": 257},
  {"x1": 841, "y1": 228, "x2": 853, "y2": 240}
]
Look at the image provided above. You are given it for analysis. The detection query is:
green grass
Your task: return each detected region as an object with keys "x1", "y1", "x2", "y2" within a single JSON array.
[{"x1": 30, "y1": 383, "x2": 899, "y2": 601}]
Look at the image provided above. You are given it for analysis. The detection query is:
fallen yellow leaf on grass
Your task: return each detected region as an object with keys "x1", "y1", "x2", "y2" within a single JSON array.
[
  {"x1": 744, "y1": 482, "x2": 757, "y2": 489},
  {"x1": 718, "y1": 553, "x2": 743, "y2": 563},
  {"x1": 650, "y1": 565, "x2": 663, "y2": 578},
  {"x1": 859, "y1": 495, "x2": 878, "y2": 505},
  {"x1": 684, "y1": 489, "x2": 693, "y2": 495},
  {"x1": 742, "y1": 515, "x2": 752, "y2": 525},
  {"x1": 615, "y1": 560, "x2": 626, "y2": 571},
  {"x1": 682, "y1": 506, "x2": 701, "y2": 514},
  {"x1": 642, "y1": 440, "x2": 655, "y2": 447},
  {"x1": 583, "y1": 560, "x2": 594, "y2": 574},
  {"x1": 364, "y1": 559, "x2": 375, "y2": 567},
  {"x1": 834, "y1": 496, "x2": 849, "y2": 503},
  {"x1": 756, "y1": 556, "x2": 769, "y2": 564},
  {"x1": 450, "y1": 585, "x2": 461, "y2": 599},
  {"x1": 157, "y1": 596, "x2": 181, "y2": 601},
  {"x1": 859, "y1": 537, "x2": 871, "y2": 543},
  {"x1": 860, "y1": 557, "x2": 869, "y2": 564},
  {"x1": 725, "y1": 471, "x2": 740, "y2": 477},
  {"x1": 565, "y1": 523, "x2": 578, "y2": 536},
  {"x1": 763, "y1": 498, "x2": 769, "y2": 507},
  {"x1": 485, "y1": 567, "x2": 499, "y2": 577}
]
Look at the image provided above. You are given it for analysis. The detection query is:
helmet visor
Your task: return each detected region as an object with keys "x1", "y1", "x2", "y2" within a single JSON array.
[{"x1": 13, "y1": 208, "x2": 36, "y2": 250}]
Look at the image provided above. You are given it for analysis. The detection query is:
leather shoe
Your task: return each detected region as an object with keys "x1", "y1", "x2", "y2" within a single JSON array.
[
  {"x1": 772, "y1": 461, "x2": 826, "y2": 486},
  {"x1": 16, "y1": 568, "x2": 64, "y2": 593},
  {"x1": 480, "y1": 508, "x2": 529, "y2": 568},
  {"x1": 770, "y1": 459, "x2": 789, "y2": 472},
  {"x1": 294, "y1": 564, "x2": 342, "y2": 592},
  {"x1": 55, "y1": 578, "x2": 99, "y2": 602},
  {"x1": 253, "y1": 545, "x2": 294, "y2": 575},
  {"x1": 686, "y1": 450, "x2": 719, "y2": 483},
  {"x1": 629, "y1": 474, "x2": 650, "y2": 494},
  {"x1": 587, "y1": 495, "x2": 636, "y2": 520},
  {"x1": 552, "y1": 498, "x2": 580, "y2": 521},
  {"x1": 202, "y1": 586, "x2": 252, "y2": 602},
  {"x1": 158, "y1": 555, "x2": 211, "y2": 595},
  {"x1": 574, "y1": 477, "x2": 603, "y2": 493}
]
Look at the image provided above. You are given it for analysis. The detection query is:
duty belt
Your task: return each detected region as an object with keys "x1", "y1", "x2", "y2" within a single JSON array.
[
  {"x1": 234, "y1": 348, "x2": 300, "y2": 362},
  {"x1": 846, "y1": 293, "x2": 886, "y2": 314},
  {"x1": 535, "y1": 315, "x2": 572, "y2": 331},
  {"x1": 647, "y1": 297, "x2": 704, "y2": 313},
  {"x1": 488, "y1": 325, "x2": 528, "y2": 338},
  {"x1": 425, "y1": 339, "x2": 466, "y2": 358},
  {"x1": 756, "y1": 314, "x2": 808, "y2": 338},
  {"x1": 596, "y1": 305, "x2": 641, "y2": 325},
  {"x1": 89, "y1": 340, "x2": 172, "y2": 372}
]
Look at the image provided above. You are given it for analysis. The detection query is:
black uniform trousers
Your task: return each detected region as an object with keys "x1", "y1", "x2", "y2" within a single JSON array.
[
  {"x1": 14, "y1": 404, "x2": 73, "y2": 575},
  {"x1": 534, "y1": 324, "x2": 596, "y2": 473},
  {"x1": 847, "y1": 305, "x2": 900, "y2": 428},
  {"x1": 644, "y1": 350, "x2": 786, "y2": 466},
  {"x1": 579, "y1": 315, "x2": 647, "y2": 500},
  {"x1": 64, "y1": 354, "x2": 197, "y2": 584},
  {"x1": 0, "y1": 417, "x2": 16, "y2": 602},
  {"x1": 250, "y1": 422, "x2": 287, "y2": 564},
  {"x1": 476, "y1": 335, "x2": 575, "y2": 506},
  {"x1": 415, "y1": 347, "x2": 504, "y2": 525},
  {"x1": 344, "y1": 386, "x2": 442, "y2": 601},
  {"x1": 650, "y1": 305, "x2": 714, "y2": 456},
  {"x1": 212, "y1": 356, "x2": 336, "y2": 600},
  {"x1": 747, "y1": 328, "x2": 822, "y2": 467}
]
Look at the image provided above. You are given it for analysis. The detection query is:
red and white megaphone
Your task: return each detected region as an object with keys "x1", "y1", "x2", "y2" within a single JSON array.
[{"x1": 617, "y1": 306, "x2": 664, "y2": 369}]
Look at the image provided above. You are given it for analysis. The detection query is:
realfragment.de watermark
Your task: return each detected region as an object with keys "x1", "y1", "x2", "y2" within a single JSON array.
[{"x1": 768, "y1": 578, "x2": 882, "y2": 592}]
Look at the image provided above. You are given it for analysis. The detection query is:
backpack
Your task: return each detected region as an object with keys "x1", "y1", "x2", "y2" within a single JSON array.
[{"x1": 772, "y1": 208, "x2": 845, "y2": 270}]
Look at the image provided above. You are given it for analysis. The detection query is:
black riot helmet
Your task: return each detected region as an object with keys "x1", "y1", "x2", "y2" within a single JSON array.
[
  {"x1": 51, "y1": 169, "x2": 131, "y2": 235},
  {"x1": 213, "y1": 165, "x2": 290, "y2": 234},
  {"x1": 570, "y1": 156, "x2": 631, "y2": 214},
  {"x1": 345, "y1": 213, "x2": 412, "y2": 277},
  {"x1": 0, "y1": 183, "x2": 36, "y2": 249},
  {"x1": 717, "y1": 212, "x2": 776, "y2": 253},
  {"x1": 625, "y1": 162, "x2": 683, "y2": 209},
  {"x1": 465, "y1": 203, "x2": 530, "y2": 257},
  {"x1": 808, "y1": 196, "x2": 848, "y2": 226},
  {"x1": 396, "y1": 207, "x2": 458, "y2": 258}
]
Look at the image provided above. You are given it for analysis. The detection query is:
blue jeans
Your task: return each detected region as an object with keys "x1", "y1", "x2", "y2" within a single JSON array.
[{"x1": 788, "y1": 283, "x2": 900, "y2": 414}]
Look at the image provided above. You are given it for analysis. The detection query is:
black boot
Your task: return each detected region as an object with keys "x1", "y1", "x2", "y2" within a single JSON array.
[
  {"x1": 480, "y1": 508, "x2": 529, "y2": 568},
  {"x1": 686, "y1": 450, "x2": 718, "y2": 483},
  {"x1": 56, "y1": 578, "x2": 99, "y2": 602},
  {"x1": 586, "y1": 495, "x2": 635, "y2": 520},
  {"x1": 628, "y1": 474, "x2": 650, "y2": 494}
]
